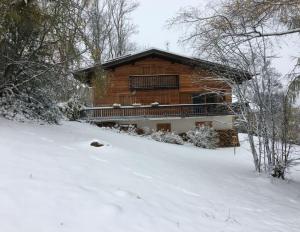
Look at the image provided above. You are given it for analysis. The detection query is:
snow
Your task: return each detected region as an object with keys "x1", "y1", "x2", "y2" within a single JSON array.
[{"x1": 0, "y1": 118, "x2": 300, "y2": 232}]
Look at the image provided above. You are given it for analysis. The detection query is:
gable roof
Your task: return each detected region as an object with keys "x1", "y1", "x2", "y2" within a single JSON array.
[{"x1": 75, "y1": 48, "x2": 252, "y2": 83}]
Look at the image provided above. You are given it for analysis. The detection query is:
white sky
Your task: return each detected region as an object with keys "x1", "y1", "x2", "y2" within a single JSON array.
[
  {"x1": 131, "y1": 0, "x2": 202, "y2": 54},
  {"x1": 131, "y1": 0, "x2": 300, "y2": 76}
]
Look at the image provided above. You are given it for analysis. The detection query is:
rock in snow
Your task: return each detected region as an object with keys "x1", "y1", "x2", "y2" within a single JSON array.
[{"x1": 90, "y1": 141, "x2": 104, "y2": 147}]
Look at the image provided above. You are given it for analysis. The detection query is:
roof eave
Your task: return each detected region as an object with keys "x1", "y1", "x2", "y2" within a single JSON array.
[{"x1": 74, "y1": 48, "x2": 252, "y2": 83}]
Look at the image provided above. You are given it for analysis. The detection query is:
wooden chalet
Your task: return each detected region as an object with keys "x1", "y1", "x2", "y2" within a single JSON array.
[{"x1": 75, "y1": 49, "x2": 250, "y2": 145}]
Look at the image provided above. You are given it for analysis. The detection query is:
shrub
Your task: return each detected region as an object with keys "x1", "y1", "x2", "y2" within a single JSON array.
[
  {"x1": 0, "y1": 93, "x2": 61, "y2": 123},
  {"x1": 163, "y1": 132, "x2": 184, "y2": 145},
  {"x1": 141, "y1": 127, "x2": 153, "y2": 136},
  {"x1": 127, "y1": 125, "x2": 137, "y2": 135},
  {"x1": 187, "y1": 126, "x2": 219, "y2": 149},
  {"x1": 178, "y1": 132, "x2": 189, "y2": 141},
  {"x1": 135, "y1": 128, "x2": 145, "y2": 135},
  {"x1": 58, "y1": 95, "x2": 83, "y2": 121},
  {"x1": 151, "y1": 131, "x2": 165, "y2": 142},
  {"x1": 151, "y1": 131, "x2": 184, "y2": 145},
  {"x1": 116, "y1": 124, "x2": 138, "y2": 135}
]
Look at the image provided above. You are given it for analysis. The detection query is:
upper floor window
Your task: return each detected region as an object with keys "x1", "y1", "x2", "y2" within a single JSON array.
[{"x1": 129, "y1": 74, "x2": 179, "y2": 90}]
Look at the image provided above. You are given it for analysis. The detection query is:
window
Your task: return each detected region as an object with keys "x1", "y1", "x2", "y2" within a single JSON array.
[
  {"x1": 129, "y1": 75, "x2": 179, "y2": 90},
  {"x1": 206, "y1": 94, "x2": 217, "y2": 103},
  {"x1": 193, "y1": 93, "x2": 225, "y2": 104},
  {"x1": 206, "y1": 93, "x2": 225, "y2": 103},
  {"x1": 157, "y1": 123, "x2": 171, "y2": 132},
  {"x1": 195, "y1": 121, "x2": 213, "y2": 128}
]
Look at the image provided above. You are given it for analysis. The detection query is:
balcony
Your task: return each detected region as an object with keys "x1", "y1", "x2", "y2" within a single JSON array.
[{"x1": 80, "y1": 103, "x2": 234, "y2": 122}]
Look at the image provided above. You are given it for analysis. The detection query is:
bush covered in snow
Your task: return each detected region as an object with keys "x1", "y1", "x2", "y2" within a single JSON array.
[
  {"x1": 163, "y1": 132, "x2": 185, "y2": 145},
  {"x1": 100, "y1": 124, "x2": 221, "y2": 148},
  {"x1": 187, "y1": 126, "x2": 219, "y2": 149},
  {"x1": 111, "y1": 124, "x2": 139, "y2": 136},
  {"x1": 131, "y1": 126, "x2": 153, "y2": 136},
  {"x1": 151, "y1": 131, "x2": 184, "y2": 145},
  {"x1": 127, "y1": 125, "x2": 137, "y2": 135},
  {"x1": 107, "y1": 124, "x2": 155, "y2": 137},
  {"x1": 0, "y1": 94, "x2": 61, "y2": 123},
  {"x1": 58, "y1": 95, "x2": 84, "y2": 121},
  {"x1": 141, "y1": 127, "x2": 153, "y2": 136},
  {"x1": 135, "y1": 128, "x2": 145, "y2": 135},
  {"x1": 151, "y1": 131, "x2": 165, "y2": 142}
]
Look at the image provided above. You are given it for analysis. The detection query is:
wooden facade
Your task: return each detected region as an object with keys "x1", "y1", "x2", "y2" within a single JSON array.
[{"x1": 88, "y1": 56, "x2": 232, "y2": 107}]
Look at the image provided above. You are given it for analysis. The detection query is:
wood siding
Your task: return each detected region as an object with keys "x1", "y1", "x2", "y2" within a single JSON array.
[{"x1": 92, "y1": 56, "x2": 232, "y2": 106}]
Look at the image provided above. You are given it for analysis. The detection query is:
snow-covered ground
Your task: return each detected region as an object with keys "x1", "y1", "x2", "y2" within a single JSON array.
[{"x1": 0, "y1": 118, "x2": 300, "y2": 232}]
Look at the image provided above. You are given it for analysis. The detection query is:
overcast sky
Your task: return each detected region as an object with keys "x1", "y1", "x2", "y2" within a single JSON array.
[
  {"x1": 131, "y1": 0, "x2": 202, "y2": 54},
  {"x1": 131, "y1": 0, "x2": 300, "y2": 76}
]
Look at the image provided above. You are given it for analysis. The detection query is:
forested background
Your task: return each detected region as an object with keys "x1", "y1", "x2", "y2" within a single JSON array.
[{"x1": 0, "y1": 0, "x2": 138, "y2": 122}]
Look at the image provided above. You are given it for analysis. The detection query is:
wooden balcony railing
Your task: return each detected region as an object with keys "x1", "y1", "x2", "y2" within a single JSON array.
[{"x1": 80, "y1": 103, "x2": 234, "y2": 121}]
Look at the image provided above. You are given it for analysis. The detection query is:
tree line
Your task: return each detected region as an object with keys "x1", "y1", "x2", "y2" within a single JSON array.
[{"x1": 0, "y1": 0, "x2": 138, "y2": 122}]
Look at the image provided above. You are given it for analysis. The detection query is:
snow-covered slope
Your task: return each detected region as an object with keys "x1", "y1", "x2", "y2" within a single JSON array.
[{"x1": 0, "y1": 118, "x2": 299, "y2": 232}]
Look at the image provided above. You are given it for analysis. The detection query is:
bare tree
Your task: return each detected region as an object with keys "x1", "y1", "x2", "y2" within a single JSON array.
[
  {"x1": 107, "y1": 0, "x2": 138, "y2": 58},
  {"x1": 76, "y1": 0, "x2": 138, "y2": 107},
  {"x1": 168, "y1": 0, "x2": 300, "y2": 178},
  {"x1": 169, "y1": 0, "x2": 300, "y2": 56},
  {"x1": 83, "y1": 0, "x2": 139, "y2": 64}
]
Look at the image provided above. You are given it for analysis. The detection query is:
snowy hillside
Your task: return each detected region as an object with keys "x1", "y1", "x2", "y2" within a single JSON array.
[{"x1": 0, "y1": 118, "x2": 300, "y2": 232}]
